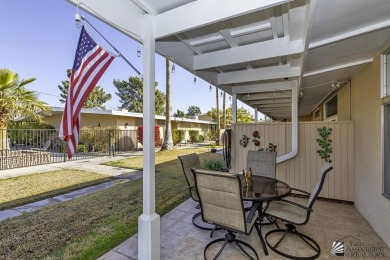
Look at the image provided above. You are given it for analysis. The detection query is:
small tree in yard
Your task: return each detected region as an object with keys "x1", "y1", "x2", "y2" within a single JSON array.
[
  {"x1": 137, "y1": 125, "x2": 161, "y2": 147},
  {"x1": 189, "y1": 130, "x2": 200, "y2": 143},
  {"x1": 172, "y1": 129, "x2": 185, "y2": 145}
]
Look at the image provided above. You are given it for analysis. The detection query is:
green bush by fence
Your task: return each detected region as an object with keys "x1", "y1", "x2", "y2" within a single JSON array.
[
  {"x1": 173, "y1": 129, "x2": 185, "y2": 145},
  {"x1": 189, "y1": 130, "x2": 199, "y2": 143}
]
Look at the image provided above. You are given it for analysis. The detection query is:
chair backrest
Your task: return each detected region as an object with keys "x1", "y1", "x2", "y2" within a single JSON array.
[
  {"x1": 246, "y1": 150, "x2": 277, "y2": 178},
  {"x1": 308, "y1": 163, "x2": 333, "y2": 208},
  {"x1": 42, "y1": 140, "x2": 51, "y2": 150},
  {"x1": 192, "y1": 169, "x2": 247, "y2": 233},
  {"x1": 178, "y1": 153, "x2": 201, "y2": 199}
]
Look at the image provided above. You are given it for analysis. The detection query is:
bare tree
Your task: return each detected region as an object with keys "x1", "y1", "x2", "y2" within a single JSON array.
[{"x1": 161, "y1": 59, "x2": 173, "y2": 150}]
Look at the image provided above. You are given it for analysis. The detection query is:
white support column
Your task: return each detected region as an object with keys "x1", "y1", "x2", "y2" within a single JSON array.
[
  {"x1": 138, "y1": 14, "x2": 160, "y2": 260},
  {"x1": 254, "y1": 107, "x2": 258, "y2": 123},
  {"x1": 232, "y1": 93, "x2": 237, "y2": 124}
]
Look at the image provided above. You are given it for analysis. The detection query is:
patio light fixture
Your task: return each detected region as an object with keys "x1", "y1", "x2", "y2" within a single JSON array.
[
  {"x1": 193, "y1": 76, "x2": 197, "y2": 84},
  {"x1": 220, "y1": 91, "x2": 223, "y2": 97},
  {"x1": 300, "y1": 88, "x2": 303, "y2": 98},
  {"x1": 171, "y1": 62, "x2": 175, "y2": 73},
  {"x1": 229, "y1": 96, "x2": 232, "y2": 101},
  {"x1": 137, "y1": 44, "x2": 141, "y2": 57},
  {"x1": 75, "y1": 13, "x2": 82, "y2": 28},
  {"x1": 209, "y1": 85, "x2": 212, "y2": 92}
]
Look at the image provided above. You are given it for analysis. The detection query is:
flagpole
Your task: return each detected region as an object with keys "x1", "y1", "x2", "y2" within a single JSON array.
[{"x1": 82, "y1": 16, "x2": 143, "y2": 77}]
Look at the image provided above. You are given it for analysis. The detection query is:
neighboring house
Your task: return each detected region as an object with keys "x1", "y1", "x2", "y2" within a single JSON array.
[{"x1": 44, "y1": 107, "x2": 216, "y2": 142}]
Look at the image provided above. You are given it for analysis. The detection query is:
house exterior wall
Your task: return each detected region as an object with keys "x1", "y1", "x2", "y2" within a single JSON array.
[
  {"x1": 231, "y1": 121, "x2": 355, "y2": 202},
  {"x1": 175, "y1": 121, "x2": 211, "y2": 141},
  {"x1": 44, "y1": 114, "x2": 118, "y2": 129},
  {"x1": 117, "y1": 116, "x2": 138, "y2": 130},
  {"x1": 350, "y1": 55, "x2": 390, "y2": 247},
  {"x1": 337, "y1": 83, "x2": 351, "y2": 121}
]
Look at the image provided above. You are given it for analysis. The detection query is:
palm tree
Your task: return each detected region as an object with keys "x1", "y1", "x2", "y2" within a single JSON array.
[
  {"x1": 215, "y1": 87, "x2": 220, "y2": 146},
  {"x1": 0, "y1": 68, "x2": 50, "y2": 150},
  {"x1": 222, "y1": 91, "x2": 226, "y2": 129},
  {"x1": 161, "y1": 59, "x2": 173, "y2": 150}
]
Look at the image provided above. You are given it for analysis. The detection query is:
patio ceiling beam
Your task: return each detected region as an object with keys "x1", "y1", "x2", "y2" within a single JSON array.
[
  {"x1": 154, "y1": 0, "x2": 292, "y2": 39},
  {"x1": 260, "y1": 108, "x2": 291, "y2": 112},
  {"x1": 232, "y1": 81, "x2": 293, "y2": 93},
  {"x1": 194, "y1": 38, "x2": 304, "y2": 70},
  {"x1": 66, "y1": 0, "x2": 145, "y2": 40},
  {"x1": 249, "y1": 98, "x2": 291, "y2": 105},
  {"x1": 219, "y1": 65, "x2": 301, "y2": 85},
  {"x1": 309, "y1": 20, "x2": 390, "y2": 49},
  {"x1": 243, "y1": 92, "x2": 292, "y2": 100},
  {"x1": 130, "y1": 0, "x2": 157, "y2": 15},
  {"x1": 256, "y1": 103, "x2": 292, "y2": 108},
  {"x1": 156, "y1": 41, "x2": 195, "y2": 70},
  {"x1": 303, "y1": 58, "x2": 373, "y2": 77}
]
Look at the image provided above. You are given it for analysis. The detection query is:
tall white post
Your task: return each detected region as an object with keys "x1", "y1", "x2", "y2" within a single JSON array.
[
  {"x1": 254, "y1": 107, "x2": 258, "y2": 123},
  {"x1": 232, "y1": 93, "x2": 237, "y2": 124},
  {"x1": 138, "y1": 14, "x2": 160, "y2": 260}
]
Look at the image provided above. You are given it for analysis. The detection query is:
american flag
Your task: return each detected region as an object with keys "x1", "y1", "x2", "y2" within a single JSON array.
[{"x1": 59, "y1": 26, "x2": 115, "y2": 158}]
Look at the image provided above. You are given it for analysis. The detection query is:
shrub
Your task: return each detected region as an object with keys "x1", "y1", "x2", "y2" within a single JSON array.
[
  {"x1": 189, "y1": 130, "x2": 199, "y2": 143},
  {"x1": 198, "y1": 135, "x2": 204, "y2": 142},
  {"x1": 137, "y1": 125, "x2": 161, "y2": 147},
  {"x1": 77, "y1": 144, "x2": 87, "y2": 153},
  {"x1": 206, "y1": 130, "x2": 217, "y2": 141},
  {"x1": 202, "y1": 159, "x2": 224, "y2": 171},
  {"x1": 172, "y1": 129, "x2": 185, "y2": 145}
]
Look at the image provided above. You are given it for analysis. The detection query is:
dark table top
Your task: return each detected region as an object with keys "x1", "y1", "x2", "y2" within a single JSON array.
[{"x1": 240, "y1": 175, "x2": 291, "y2": 202}]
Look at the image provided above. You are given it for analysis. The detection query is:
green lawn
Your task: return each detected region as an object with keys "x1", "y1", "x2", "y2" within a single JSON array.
[
  {"x1": 0, "y1": 148, "x2": 224, "y2": 260},
  {"x1": 0, "y1": 169, "x2": 114, "y2": 211}
]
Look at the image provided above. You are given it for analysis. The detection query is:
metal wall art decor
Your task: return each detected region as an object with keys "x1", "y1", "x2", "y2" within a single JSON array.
[
  {"x1": 252, "y1": 130, "x2": 260, "y2": 146},
  {"x1": 266, "y1": 143, "x2": 277, "y2": 152},
  {"x1": 239, "y1": 135, "x2": 250, "y2": 147}
]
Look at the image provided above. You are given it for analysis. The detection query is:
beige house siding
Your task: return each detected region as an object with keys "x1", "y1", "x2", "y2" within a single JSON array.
[
  {"x1": 337, "y1": 83, "x2": 351, "y2": 121},
  {"x1": 232, "y1": 121, "x2": 355, "y2": 202},
  {"x1": 175, "y1": 121, "x2": 210, "y2": 141},
  {"x1": 351, "y1": 55, "x2": 390, "y2": 247}
]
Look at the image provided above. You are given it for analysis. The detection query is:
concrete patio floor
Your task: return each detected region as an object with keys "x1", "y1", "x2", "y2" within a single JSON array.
[{"x1": 100, "y1": 197, "x2": 390, "y2": 259}]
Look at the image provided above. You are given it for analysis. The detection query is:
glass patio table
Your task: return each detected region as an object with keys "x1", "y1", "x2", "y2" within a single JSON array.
[{"x1": 239, "y1": 175, "x2": 291, "y2": 255}]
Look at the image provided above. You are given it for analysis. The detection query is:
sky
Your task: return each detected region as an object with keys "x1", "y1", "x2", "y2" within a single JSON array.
[{"x1": 1, "y1": 0, "x2": 254, "y2": 116}]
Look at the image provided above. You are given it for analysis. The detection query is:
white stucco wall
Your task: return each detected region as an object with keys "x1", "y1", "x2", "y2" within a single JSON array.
[{"x1": 351, "y1": 55, "x2": 390, "y2": 247}]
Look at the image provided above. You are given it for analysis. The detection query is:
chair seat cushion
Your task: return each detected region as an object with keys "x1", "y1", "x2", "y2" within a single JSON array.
[{"x1": 265, "y1": 200, "x2": 308, "y2": 225}]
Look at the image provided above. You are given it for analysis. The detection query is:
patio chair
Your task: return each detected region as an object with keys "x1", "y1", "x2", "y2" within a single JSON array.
[
  {"x1": 264, "y1": 163, "x2": 333, "y2": 260},
  {"x1": 246, "y1": 150, "x2": 277, "y2": 226},
  {"x1": 178, "y1": 153, "x2": 215, "y2": 231},
  {"x1": 31, "y1": 140, "x2": 51, "y2": 152},
  {"x1": 192, "y1": 169, "x2": 261, "y2": 260},
  {"x1": 246, "y1": 150, "x2": 277, "y2": 178}
]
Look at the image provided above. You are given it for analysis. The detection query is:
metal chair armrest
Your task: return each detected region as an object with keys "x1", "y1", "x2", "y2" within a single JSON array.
[
  {"x1": 275, "y1": 199, "x2": 313, "y2": 212},
  {"x1": 290, "y1": 188, "x2": 310, "y2": 196}
]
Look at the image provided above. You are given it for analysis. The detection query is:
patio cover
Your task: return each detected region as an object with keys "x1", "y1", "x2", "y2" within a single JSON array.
[{"x1": 65, "y1": 0, "x2": 390, "y2": 258}]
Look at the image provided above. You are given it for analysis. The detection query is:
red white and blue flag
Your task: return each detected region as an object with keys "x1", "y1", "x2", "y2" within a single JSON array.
[{"x1": 59, "y1": 26, "x2": 115, "y2": 158}]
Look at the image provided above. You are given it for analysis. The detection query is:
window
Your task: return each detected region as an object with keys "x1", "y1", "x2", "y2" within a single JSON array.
[
  {"x1": 383, "y1": 50, "x2": 390, "y2": 97},
  {"x1": 323, "y1": 94, "x2": 338, "y2": 121},
  {"x1": 383, "y1": 104, "x2": 390, "y2": 198},
  {"x1": 313, "y1": 109, "x2": 320, "y2": 121}
]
